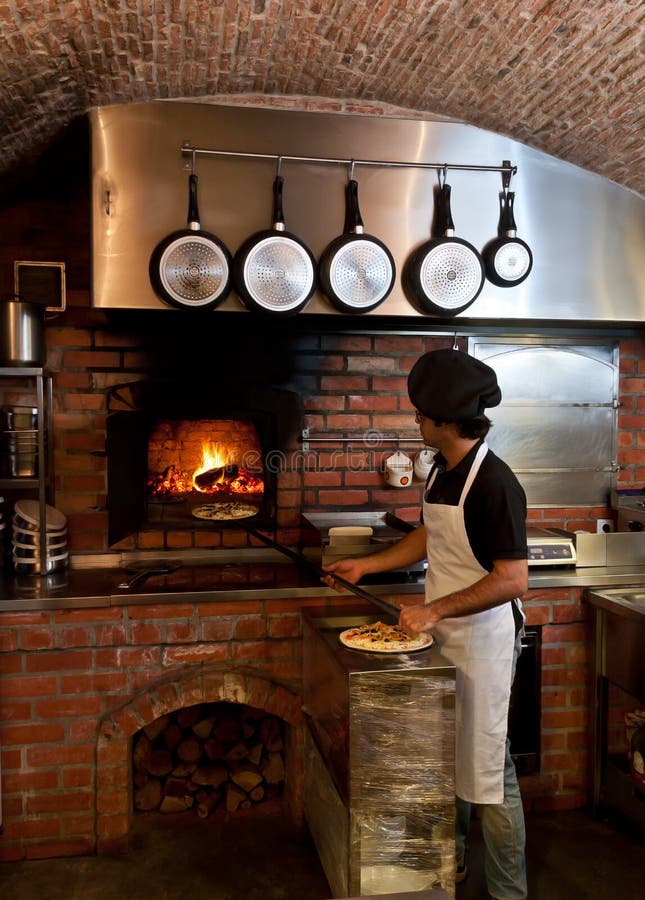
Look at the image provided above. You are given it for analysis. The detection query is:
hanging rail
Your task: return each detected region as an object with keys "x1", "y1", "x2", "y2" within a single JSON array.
[
  {"x1": 300, "y1": 429, "x2": 423, "y2": 451},
  {"x1": 181, "y1": 144, "x2": 516, "y2": 184}
]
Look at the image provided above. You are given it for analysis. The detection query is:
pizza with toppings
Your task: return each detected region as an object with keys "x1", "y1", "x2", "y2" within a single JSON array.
[
  {"x1": 191, "y1": 502, "x2": 258, "y2": 521},
  {"x1": 339, "y1": 620, "x2": 433, "y2": 653}
]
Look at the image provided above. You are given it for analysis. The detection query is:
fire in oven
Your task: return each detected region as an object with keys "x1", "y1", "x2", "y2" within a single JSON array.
[
  {"x1": 146, "y1": 417, "x2": 265, "y2": 516},
  {"x1": 106, "y1": 380, "x2": 299, "y2": 546}
]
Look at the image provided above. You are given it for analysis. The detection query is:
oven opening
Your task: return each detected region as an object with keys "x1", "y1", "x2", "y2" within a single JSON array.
[
  {"x1": 147, "y1": 417, "x2": 264, "y2": 504},
  {"x1": 106, "y1": 379, "x2": 301, "y2": 546}
]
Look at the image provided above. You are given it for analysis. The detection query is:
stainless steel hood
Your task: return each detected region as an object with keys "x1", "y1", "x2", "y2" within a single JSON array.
[{"x1": 90, "y1": 101, "x2": 645, "y2": 323}]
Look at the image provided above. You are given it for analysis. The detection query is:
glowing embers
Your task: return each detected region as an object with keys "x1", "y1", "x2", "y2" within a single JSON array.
[{"x1": 147, "y1": 418, "x2": 264, "y2": 500}]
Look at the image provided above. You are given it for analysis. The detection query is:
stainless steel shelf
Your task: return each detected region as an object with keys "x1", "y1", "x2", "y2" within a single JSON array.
[{"x1": 0, "y1": 368, "x2": 54, "y2": 573}]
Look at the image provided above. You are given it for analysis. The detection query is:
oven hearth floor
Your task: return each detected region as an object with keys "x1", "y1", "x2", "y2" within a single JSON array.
[{"x1": 1, "y1": 807, "x2": 644, "y2": 898}]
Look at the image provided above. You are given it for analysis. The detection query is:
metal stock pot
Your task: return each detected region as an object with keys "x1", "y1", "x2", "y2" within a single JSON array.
[{"x1": 0, "y1": 297, "x2": 45, "y2": 366}]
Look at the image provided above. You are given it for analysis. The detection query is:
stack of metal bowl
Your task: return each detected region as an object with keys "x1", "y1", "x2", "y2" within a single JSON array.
[
  {"x1": 12, "y1": 499, "x2": 68, "y2": 575},
  {"x1": 2, "y1": 406, "x2": 39, "y2": 477}
]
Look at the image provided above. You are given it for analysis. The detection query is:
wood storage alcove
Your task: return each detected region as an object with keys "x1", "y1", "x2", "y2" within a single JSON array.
[
  {"x1": 132, "y1": 701, "x2": 287, "y2": 817},
  {"x1": 95, "y1": 669, "x2": 305, "y2": 856}
]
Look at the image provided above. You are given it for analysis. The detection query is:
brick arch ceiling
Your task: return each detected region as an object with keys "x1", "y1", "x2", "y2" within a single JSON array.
[{"x1": 1, "y1": 1, "x2": 643, "y2": 196}]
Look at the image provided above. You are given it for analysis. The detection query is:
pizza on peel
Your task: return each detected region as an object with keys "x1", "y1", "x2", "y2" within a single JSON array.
[
  {"x1": 191, "y1": 502, "x2": 258, "y2": 521},
  {"x1": 339, "y1": 620, "x2": 433, "y2": 653}
]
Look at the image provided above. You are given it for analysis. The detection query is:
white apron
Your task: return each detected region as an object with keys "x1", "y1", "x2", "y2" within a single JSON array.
[{"x1": 423, "y1": 442, "x2": 516, "y2": 804}]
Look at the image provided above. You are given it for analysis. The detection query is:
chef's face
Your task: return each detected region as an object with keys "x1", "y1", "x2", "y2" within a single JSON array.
[{"x1": 415, "y1": 410, "x2": 443, "y2": 447}]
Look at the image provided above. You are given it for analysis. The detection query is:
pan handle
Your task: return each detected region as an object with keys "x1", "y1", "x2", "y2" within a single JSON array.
[
  {"x1": 187, "y1": 174, "x2": 201, "y2": 230},
  {"x1": 499, "y1": 191, "x2": 518, "y2": 237},
  {"x1": 345, "y1": 179, "x2": 365, "y2": 235},
  {"x1": 442, "y1": 183, "x2": 455, "y2": 235},
  {"x1": 272, "y1": 175, "x2": 287, "y2": 232}
]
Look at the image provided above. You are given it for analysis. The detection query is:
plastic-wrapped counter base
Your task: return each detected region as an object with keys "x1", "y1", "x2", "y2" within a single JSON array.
[{"x1": 302, "y1": 610, "x2": 457, "y2": 899}]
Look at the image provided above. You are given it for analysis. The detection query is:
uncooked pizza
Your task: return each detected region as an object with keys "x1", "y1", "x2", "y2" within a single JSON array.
[
  {"x1": 191, "y1": 502, "x2": 258, "y2": 521},
  {"x1": 339, "y1": 620, "x2": 433, "y2": 653}
]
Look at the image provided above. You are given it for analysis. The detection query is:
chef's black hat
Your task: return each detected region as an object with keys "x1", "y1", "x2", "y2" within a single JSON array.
[{"x1": 408, "y1": 349, "x2": 502, "y2": 420}]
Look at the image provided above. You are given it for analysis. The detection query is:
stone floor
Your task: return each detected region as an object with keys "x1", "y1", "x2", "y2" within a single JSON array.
[{"x1": 0, "y1": 804, "x2": 644, "y2": 899}]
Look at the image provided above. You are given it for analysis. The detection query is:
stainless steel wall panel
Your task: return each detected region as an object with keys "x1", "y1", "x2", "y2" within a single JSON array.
[
  {"x1": 91, "y1": 102, "x2": 645, "y2": 322},
  {"x1": 470, "y1": 338, "x2": 618, "y2": 507}
]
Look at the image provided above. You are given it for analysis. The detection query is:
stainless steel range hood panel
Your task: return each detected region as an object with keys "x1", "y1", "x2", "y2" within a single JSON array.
[{"x1": 90, "y1": 101, "x2": 645, "y2": 322}]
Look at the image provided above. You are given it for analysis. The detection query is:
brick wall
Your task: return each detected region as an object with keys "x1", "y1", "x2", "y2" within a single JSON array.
[
  {"x1": 2, "y1": 312, "x2": 644, "y2": 553},
  {"x1": 0, "y1": 5, "x2": 643, "y2": 194},
  {"x1": 0, "y1": 591, "x2": 420, "y2": 861}
]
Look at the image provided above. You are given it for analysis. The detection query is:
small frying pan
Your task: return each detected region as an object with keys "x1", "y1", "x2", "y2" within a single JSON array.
[
  {"x1": 404, "y1": 181, "x2": 485, "y2": 316},
  {"x1": 117, "y1": 560, "x2": 183, "y2": 590},
  {"x1": 233, "y1": 167, "x2": 316, "y2": 316},
  {"x1": 482, "y1": 190, "x2": 533, "y2": 287},
  {"x1": 149, "y1": 164, "x2": 233, "y2": 310},
  {"x1": 318, "y1": 172, "x2": 395, "y2": 314}
]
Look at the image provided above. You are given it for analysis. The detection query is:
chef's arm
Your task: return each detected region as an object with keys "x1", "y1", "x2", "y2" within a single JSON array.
[
  {"x1": 322, "y1": 524, "x2": 427, "y2": 587},
  {"x1": 399, "y1": 557, "x2": 528, "y2": 635}
]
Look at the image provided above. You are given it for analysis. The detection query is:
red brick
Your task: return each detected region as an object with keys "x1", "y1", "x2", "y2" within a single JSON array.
[
  {"x1": 2, "y1": 769, "x2": 59, "y2": 792},
  {"x1": 234, "y1": 616, "x2": 268, "y2": 639},
  {"x1": 60, "y1": 670, "x2": 128, "y2": 694},
  {"x1": 26, "y1": 791, "x2": 92, "y2": 814},
  {"x1": 35, "y1": 697, "x2": 103, "y2": 718},
  {"x1": 0, "y1": 701, "x2": 31, "y2": 720},
  {"x1": 6, "y1": 817, "x2": 61, "y2": 840},
  {"x1": 27, "y1": 745, "x2": 94, "y2": 767},
  {"x1": 2, "y1": 725, "x2": 69, "y2": 753},
  {"x1": 162, "y1": 644, "x2": 228, "y2": 664},
  {"x1": 129, "y1": 624, "x2": 163, "y2": 644},
  {"x1": 25, "y1": 650, "x2": 93, "y2": 672},
  {"x1": 1, "y1": 675, "x2": 58, "y2": 697},
  {"x1": 268, "y1": 615, "x2": 302, "y2": 638},
  {"x1": 0, "y1": 628, "x2": 18, "y2": 651},
  {"x1": 128, "y1": 604, "x2": 193, "y2": 620}
]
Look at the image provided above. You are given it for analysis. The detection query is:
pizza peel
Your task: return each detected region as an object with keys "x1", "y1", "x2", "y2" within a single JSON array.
[{"x1": 245, "y1": 527, "x2": 401, "y2": 619}]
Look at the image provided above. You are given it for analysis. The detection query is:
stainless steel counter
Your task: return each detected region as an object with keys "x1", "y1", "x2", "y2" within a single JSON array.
[{"x1": 1, "y1": 550, "x2": 645, "y2": 612}]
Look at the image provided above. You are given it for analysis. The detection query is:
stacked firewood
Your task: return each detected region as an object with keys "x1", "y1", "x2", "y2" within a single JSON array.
[{"x1": 132, "y1": 701, "x2": 285, "y2": 816}]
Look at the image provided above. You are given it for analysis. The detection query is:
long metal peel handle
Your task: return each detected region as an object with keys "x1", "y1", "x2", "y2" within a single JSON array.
[{"x1": 246, "y1": 527, "x2": 400, "y2": 618}]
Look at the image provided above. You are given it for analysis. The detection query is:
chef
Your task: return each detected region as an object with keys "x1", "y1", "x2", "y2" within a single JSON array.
[{"x1": 323, "y1": 347, "x2": 528, "y2": 900}]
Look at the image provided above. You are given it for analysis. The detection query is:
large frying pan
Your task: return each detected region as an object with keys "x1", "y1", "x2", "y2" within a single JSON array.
[
  {"x1": 483, "y1": 190, "x2": 533, "y2": 287},
  {"x1": 232, "y1": 171, "x2": 316, "y2": 316},
  {"x1": 404, "y1": 182, "x2": 485, "y2": 316},
  {"x1": 149, "y1": 168, "x2": 233, "y2": 310},
  {"x1": 318, "y1": 174, "x2": 395, "y2": 314}
]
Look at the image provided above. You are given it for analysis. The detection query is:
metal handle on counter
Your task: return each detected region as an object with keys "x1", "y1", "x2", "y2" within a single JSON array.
[{"x1": 245, "y1": 528, "x2": 400, "y2": 619}]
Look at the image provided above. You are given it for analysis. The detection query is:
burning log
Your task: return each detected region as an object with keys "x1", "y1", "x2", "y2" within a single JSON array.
[{"x1": 194, "y1": 464, "x2": 239, "y2": 490}]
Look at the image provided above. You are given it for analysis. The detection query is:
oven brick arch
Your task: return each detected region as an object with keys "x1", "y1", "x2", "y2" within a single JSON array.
[{"x1": 95, "y1": 666, "x2": 305, "y2": 855}]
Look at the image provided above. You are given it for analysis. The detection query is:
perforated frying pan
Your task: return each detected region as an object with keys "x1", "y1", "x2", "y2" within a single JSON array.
[
  {"x1": 318, "y1": 175, "x2": 395, "y2": 314},
  {"x1": 232, "y1": 171, "x2": 316, "y2": 316},
  {"x1": 483, "y1": 190, "x2": 533, "y2": 287},
  {"x1": 404, "y1": 182, "x2": 485, "y2": 316},
  {"x1": 149, "y1": 168, "x2": 233, "y2": 310}
]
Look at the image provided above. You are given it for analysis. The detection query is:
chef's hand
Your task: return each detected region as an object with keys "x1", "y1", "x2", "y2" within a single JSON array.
[
  {"x1": 399, "y1": 602, "x2": 439, "y2": 636},
  {"x1": 322, "y1": 558, "x2": 365, "y2": 591}
]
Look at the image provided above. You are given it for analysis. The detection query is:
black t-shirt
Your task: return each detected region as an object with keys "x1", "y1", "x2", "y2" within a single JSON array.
[{"x1": 424, "y1": 440, "x2": 528, "y2": 573}]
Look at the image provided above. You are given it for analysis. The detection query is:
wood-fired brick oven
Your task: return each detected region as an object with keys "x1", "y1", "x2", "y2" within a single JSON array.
[{"x1": 105, "y1": 378, "x2": 301, "y2": 545}]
